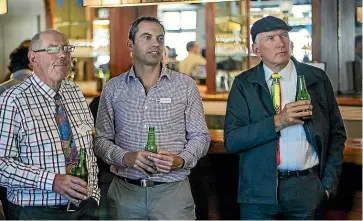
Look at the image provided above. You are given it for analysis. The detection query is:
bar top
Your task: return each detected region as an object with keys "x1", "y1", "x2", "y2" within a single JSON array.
[
  {"x1": 82, "y1": 86, "x2": 361, "y2": 106},
  {"x1": 201, "y1": 93, "x2": 362, "y2": 106},
  {"x1": 209, "y1": 129, "x2": 362, "y2": 165}
]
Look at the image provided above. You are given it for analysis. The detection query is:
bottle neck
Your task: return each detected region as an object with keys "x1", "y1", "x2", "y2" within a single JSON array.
[
  {"x1": 78, "y1": 148, "x2": 86, "y2": 163},
  {"x1": 298, "y1": 76, "x2": 307, "y2": 91}
]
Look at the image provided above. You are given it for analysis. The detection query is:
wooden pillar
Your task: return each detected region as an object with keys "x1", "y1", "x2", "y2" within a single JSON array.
[
  {"x1": 44, "y1": 0, "x2": 54, "y2": 29},
  {"x1": 205, "y1": 2, "x2": 216, "y2": 94},
  {"x1": 311, "y1": 0, "x2": 321, "y2": 62},
  {"x1": 242, "y1": 0, "x2": 250, "y2": 69},
  {"x1": 109, "y1": 6, "x2": 157, "y2": 78}
]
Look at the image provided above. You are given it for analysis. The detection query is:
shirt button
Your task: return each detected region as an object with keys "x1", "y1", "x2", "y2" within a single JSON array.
[{"x1": 144, "y1": 106, "x2": 148, "y2": 110}]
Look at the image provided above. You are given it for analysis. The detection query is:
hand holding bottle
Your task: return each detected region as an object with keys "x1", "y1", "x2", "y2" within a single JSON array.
[
  {"x1": 148, "y1": 150, "x2": 184, "y2": 173},
  {"x1": 53, "y1": 174, "x2": 88, "y2": 202},
  {"x1": 123, "y1": 151, "x2": 157, "y2": 176},
  {"x1": 274, "y1": 100, "x2": 313, "y2": 132}
]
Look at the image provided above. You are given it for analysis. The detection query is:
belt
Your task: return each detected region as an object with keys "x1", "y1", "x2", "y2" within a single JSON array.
[
  {"x1": 278, "y1": 166, "x2": 317, "y2": 179},
  {"x1": 119, "y1": 176, "x2": 167, "y2": 187},
  {"x1": 10, "y1": 201, "x2": 86, "y2": 213},
  {"x1": 47, "y1": 204, "x2": 69, "y2": 211}
]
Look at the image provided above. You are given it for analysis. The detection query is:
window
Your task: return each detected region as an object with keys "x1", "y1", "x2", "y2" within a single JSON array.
[{"x1": 162, "y1": 10, "x2": 197, "y2": 60}]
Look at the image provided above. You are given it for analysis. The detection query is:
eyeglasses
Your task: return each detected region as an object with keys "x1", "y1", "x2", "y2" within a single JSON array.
[{"x1": 32, "y1": 45, "x2": 75, "y2": 54}]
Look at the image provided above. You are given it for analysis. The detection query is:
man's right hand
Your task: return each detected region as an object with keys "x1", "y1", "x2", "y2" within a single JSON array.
[
  {"x1": 274, "y1": 100, "x2": 313, "y2": 132},
  {"x1": 52, "y1": 174, "x2": 88, "y2": 202},
  {"x1": 122, "y1": 151, "x2": 157, "y2": 177}
]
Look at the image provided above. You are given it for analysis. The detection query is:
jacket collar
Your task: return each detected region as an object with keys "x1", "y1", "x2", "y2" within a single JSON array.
[
  {"x1": 291, "y1": 56, "x2": 319, "y2": 87},
  {"x1": 247, "y1": 56, "x2": 319, "y2": 88}
]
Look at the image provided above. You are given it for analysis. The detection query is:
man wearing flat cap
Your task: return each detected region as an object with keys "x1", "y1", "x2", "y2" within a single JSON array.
[{"x1": 224, "y1": 16, "x2": 346, "y2": 219}]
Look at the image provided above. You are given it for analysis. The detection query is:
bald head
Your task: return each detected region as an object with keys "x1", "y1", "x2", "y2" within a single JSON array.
[{"x1": 30, "y1": 30, "x2": 69, "y2": 51}]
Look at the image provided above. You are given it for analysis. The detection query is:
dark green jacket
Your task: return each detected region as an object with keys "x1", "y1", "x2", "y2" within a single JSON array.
[{"x1": 224, "y1": 57, "x2": 346, "y2": 204}]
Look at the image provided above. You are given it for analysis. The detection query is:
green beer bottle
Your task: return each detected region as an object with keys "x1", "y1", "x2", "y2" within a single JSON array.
[
  {"x1": 67, "y1": 148, "x2": 88, "y2": 211},
  {"x1": 70, "y1": 148, "x2": 88, "y2": 182},
  {"x1": 296, "y1": 75, "x2": 311, "y2": 120},
  {"x1": 145, "y1": 127, "x2": 157, "y2": 174},
  {"x1": 145, "y1": 127, "x2": 157, "y2": 153}
]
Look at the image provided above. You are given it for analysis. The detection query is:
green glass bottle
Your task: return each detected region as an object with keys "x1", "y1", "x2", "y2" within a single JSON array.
[
  {"x1": 67, "y1": 148, "x2": 88, "y2": 211},
  {"x1": 296, "y1": 75, "x2": 311, "y2": 120},
  {"x1": 70, "y1": 148, "x2": 88, "y2": 183},
  {"x1": 145, "y1": 127, "x2": 157, "y2": 153}
]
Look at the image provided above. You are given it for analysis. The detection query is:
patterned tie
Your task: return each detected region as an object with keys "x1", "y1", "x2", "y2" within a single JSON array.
[
  {"x1": 271, "y1": 73, "x2": 281, "y2": 166},
  {"x1": 54, "y1": 93, "x2": 79, "y2": 173}
]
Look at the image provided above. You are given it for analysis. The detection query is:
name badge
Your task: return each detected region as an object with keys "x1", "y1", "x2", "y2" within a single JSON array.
[{"x1": 156, "y1": 98, "x2": 171, "y2": 104}]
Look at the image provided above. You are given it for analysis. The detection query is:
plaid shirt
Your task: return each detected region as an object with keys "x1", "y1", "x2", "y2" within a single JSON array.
[
  {"x1": 94, "y1": 67, "x2": 210, "y2": 182},
  {"x1": 0, "y1": 73, "x2": 100, "y2": 206}
]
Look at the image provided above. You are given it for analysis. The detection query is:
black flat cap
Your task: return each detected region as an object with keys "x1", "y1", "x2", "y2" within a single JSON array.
[{"x1": 251, "y1": 16, "x2": 293, "y2": 42}]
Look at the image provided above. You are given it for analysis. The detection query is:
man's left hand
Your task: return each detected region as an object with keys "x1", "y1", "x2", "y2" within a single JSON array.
[{"x1": 148, "y1": 150, "x2": 184, "y2": 173}]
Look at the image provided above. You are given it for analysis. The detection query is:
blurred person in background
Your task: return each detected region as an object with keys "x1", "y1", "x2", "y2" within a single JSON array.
[
  {"x1": 179, "y1": 41, "x2": 206, "y2": 75},
  {"x1": 0, "y1": 40, "x2": 32, "y2": 95}
]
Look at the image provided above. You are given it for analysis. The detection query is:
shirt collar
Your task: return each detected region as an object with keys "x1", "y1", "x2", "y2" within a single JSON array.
[
  {"x1": 30, "y1": 72, "x2": 64, "y2": 102},
  {"x1": 126, "y1": 64, "x2": 172, "y2": 84},
  {"x1": 264, "y1": 59, "x2": 293, "y2": 82}
]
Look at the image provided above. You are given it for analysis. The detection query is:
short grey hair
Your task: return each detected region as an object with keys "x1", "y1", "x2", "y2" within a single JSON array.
[
  {"x1": 30, "y1": 29, "x2": 69, "y2": 51},
  {"x1": 254, "y1": 33, "x2": 262, "y2": 44}
]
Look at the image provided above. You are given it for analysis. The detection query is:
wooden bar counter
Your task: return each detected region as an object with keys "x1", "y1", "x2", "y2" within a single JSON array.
[
  {"x1": 209, "y1": 129, "x2": 362, "y2": 164},
  {"x1": 201, "y1": 92, "x2": 362, "y2": 107}
]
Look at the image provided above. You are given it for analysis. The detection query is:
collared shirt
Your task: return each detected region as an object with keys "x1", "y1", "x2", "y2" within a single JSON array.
[
  {"x1": 0, "y1": 69, "x2": 32, "y2": 95},
  {"x1": 94, "y1": 67, "x2": 210, "y2": 182},
  {"x1": 0, "y1": 73, "x2": 100, "y2": 206},
  {"x1": 179, "y1": 53, "x2": 207, "y2": 75},
  {"x1": 264, "y1": 59, "x2": 319, "y2": 170}
]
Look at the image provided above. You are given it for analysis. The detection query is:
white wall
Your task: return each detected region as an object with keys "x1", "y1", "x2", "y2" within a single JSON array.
[{"x1": 0, "y1": 0, "x2": 46, "y2": 82}]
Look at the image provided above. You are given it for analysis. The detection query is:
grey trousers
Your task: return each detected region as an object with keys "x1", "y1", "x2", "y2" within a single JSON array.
[
  {"x1": 108, "y1": 176, "x2": 195, "y2": 220},
  {"x1": 240, "y1": 170, "x2": 327, "y2": 220}
]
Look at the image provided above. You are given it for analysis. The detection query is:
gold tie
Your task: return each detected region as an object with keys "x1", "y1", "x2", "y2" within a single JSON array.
[
  {"x1": 271, "y1": 73, "x2": 281, "y2": 114},
  {"x1": 271, "y1": 73, "x2": 281, "y2": 165}
]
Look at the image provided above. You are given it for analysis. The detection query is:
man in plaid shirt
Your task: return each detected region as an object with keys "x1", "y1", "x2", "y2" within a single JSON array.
[{"x1": 0, "y1": 30, "x2": 100, "y2": 220}]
